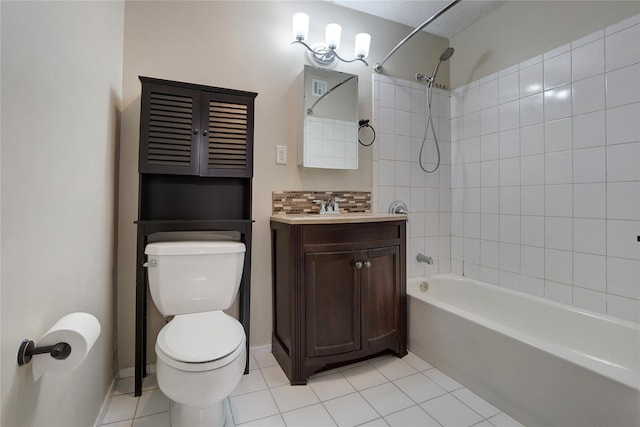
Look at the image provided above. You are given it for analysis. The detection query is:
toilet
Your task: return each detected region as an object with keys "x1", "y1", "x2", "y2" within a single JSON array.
[{"x1": 145, "y1": 238, "x2": 246, "y2": 427}]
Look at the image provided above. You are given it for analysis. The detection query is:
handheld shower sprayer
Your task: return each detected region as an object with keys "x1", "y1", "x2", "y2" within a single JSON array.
[{"x1": 416, "y1": 46, "x2": 455, "y2": 174}]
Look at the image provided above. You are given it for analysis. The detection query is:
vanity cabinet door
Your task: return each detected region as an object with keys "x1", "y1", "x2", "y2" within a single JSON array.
[
  {"x1": 362, "y1": 246, "x2": 401, "y2": 350},
  {"x1": 304, "y1": 250, "x2": 361, "y2": 357}
]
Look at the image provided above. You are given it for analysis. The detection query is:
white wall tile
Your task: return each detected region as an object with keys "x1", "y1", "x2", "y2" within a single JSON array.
[
  {"x1": 573, "y1": 110, "x2": 605, "y2": 149},
  {"x1": 545, "y1": 184, "x2": 572, "y2": 217},
  {"x1": 480, "y1": 266, "x2": 500, "y2": 285},
  {"x1": 520, "y1": 123, "x2": 545, "y2": 156},
  {"x1": 606, "y1": 24, "x2": 640, "y2": 71},
  {"x1": 572, "y1": 39, "x2": 605, "y2": 82},
  {"x1": 607, "y1": 294, "x2": 640, "y2": 323},
  {"x1": 545, "y1": 280, "x2": 572, "y2": 304},
  {"x1": 607, "y1": 220, "x2": 640, "y2": 260},
  {"x1": 521, "y1": 215, "x2": 545, "y2": 247},
  {"x1": 545, "y1": 151, "x2": 573, "y2": 184},
  {"x1": 544, "y1": 43, "x2": 571, "y2": 60},
  {"x1": 607, "y1": 182, "x2": 639, "y2": 220},
  {"x1": 481, "y1": 213, "x2": 500, "y2": 241},
  {"x1": 464, "y1": 113, "x2": 481, "y2": 139},
  {"x1": 573, "y1": 183, "x2": 606, "y2": 218},
  {"x1": 521, "y1": 245, "x2": 545, "y2": 278},
  {"x1": 500, "y1": 157, "x2": 520, "y2": 186},
  {"x1": 545, "y1": 118, "x2": 572, "y2": 153},
  {"x1": 544, "y1": 85, "x2": 572, "y2": 121},
  {"x1": 465, "y1": 188, "x2": 481, "y2": 213},
  {"x1": 573, "y1": 147, "x2": 605, "y2": 183},
  {"x1": 499, "y1": 129, "x2": 520, "y2": 159},
  {"x1": 607, "y1": 142, "x2": 639, "y2": 182},
  {"x1": 464, "y1": 237, "x2": 481, "y2": 264},
  {"x1": 480, "y1": 106, "x2": 499, "y2": 135},
  {"x1": 411, "y1": 87, "x2": 426, "y2": 114},
  {"x1": 606, "y1": 103, "x2": 640, "y2": 145},
  {"x1": 500, "y1": 270, "x2": 521, "y2": 291},
  {"x1": 481, "y1": 161, "x2": 500, "y2": 188},
  {"x1": 520, "y1": 62, "x2": 543, "y2": 96},
  {"x1": 545, "y1": 217, "x2": 573, "y2": 251},
  {"x1": 573, "y1": 252, "x2": 606, "y2": 292},
  {"x1": 521, "y1": 154, "x2": 545, "y2": 186},
  {"x1": 499, "y1": 100, "x2": 520, "y2": 131},
  {"x1": 572, "y1": 28, "x2": 604, "y2": 49},
  {"x1": 500, "y1": 186, "x2": 520, "y2": 215},
  {"x1": 521, "y1": 185, "x2": 545, "y2": 216},
  {"x1": 521, "y1": 275, "x2": 545, "y2": 296},
  {"x1": 606, "y1": 64, "x2": 640, "y2": 108},
  {"x1": 573, "y1": 287, "x2": 606, "y2": 314},
  {"x1": 481, "y1": 133, "x2": 500, "y2": 161},
  {"x1": 520, "y1": 93, "x2": 544, "y2": 126},
  {"x1": 396, "y1": 84, "x2": 411, "y2": 112},
  {"x1": 573, "y1": 74, "x2": 605, "y2": 115},
  {"x1": 607, "y1": 257, "x2": 640, "y2": 299},
  {"x1": 396, "y1": 111, "x2": 411, "y2": 136},
  {"x1": 574, "y1": 218, "x2": 607, "y2": 255},
  {"x1": 464, "y1": 85, "x2": 480, "y2": 114},
  {"x1": 545, "y1": 249, "x2": 573, "y2": 284},
  {"x1": 544, "y1": 52, "x2": 571, "y2": 89},
  {"x1": 498, "y1": 71, "x2": 519, "y2": 104},
  {"x1": 481, "y1": 240, "x2": 500, "y2": 268},
  {"x1": 379, "y1": 82, "x2": 395, "y2": 108},
  {"x1": 480, "y1": 79, "x2": 499, "y2": 109},
  {"x1": 500, "y1": 214, "x2": 521, "y2": 244},
  {"x1": 605, "y1": 14, "x2": 640, "y2": 36},
  {"x1": 500, "y1": 243, "x2": 520, "y2": 273}
]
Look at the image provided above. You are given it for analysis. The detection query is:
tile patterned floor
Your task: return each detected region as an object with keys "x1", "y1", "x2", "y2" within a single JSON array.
[{"x1": 101, "y1": 352, "x2": 524, "y2": 427}]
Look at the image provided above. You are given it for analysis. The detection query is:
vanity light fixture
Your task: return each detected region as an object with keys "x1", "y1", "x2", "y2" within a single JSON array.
[{"x1": 291, "y1": 12, "x2": 371, "y2": 68}]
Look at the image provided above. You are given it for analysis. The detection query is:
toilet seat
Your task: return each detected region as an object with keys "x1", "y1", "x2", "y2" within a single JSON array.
[{"x1": 156, "y1": 311, "x2": 245, "y2": 372}]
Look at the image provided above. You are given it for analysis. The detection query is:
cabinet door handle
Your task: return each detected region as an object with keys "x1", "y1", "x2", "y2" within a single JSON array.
[
  {"x1": 202, "y1": 129, "x2": 209, "y2": 136},
  {"x1": 193, "y1": 128, "x2": 199, "y2": 134},
  {"x1": 354, "y1": 261, "x2": 363, "y2": 269},
  {"x1": 364, "y1": 261, "x2": 371, "y2": 268}
]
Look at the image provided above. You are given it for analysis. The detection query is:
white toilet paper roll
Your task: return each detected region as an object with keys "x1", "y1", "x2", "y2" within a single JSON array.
[{"x1": 32, "y1": 312, "x2": 101, "y2": 380}]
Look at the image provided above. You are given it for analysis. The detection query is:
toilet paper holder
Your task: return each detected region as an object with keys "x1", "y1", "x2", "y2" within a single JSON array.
[{"x1": 17, "y1": 338, "x2": 72, "y2": 366}]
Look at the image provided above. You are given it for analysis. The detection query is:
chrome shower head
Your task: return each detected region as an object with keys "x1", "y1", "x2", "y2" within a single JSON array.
[{"x1": 440, "y1": 47, "x2": 454, "y2": 61}]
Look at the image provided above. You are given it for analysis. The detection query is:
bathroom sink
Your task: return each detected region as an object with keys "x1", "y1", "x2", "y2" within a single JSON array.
[{"x1": 270, "y1": 213, "x2": 407, "y2": 224}]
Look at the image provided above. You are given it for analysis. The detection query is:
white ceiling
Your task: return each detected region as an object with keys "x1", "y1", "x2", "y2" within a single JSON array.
[{"x1": 331, "y1": 0, "x2": 507, "y2": 39}]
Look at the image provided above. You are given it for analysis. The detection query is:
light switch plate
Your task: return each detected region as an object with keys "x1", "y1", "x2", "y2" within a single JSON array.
[{"x1": 276, "y1": 145, "x2": 287, "y2": 164}]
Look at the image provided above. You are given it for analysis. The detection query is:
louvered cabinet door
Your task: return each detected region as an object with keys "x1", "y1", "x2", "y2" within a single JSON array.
[
  {"x1": 201, "y1": 93, "x2": 254, "y2": 178},
  {"x1": 139, "y1": 83, "x2": 201, "y2": 175}
]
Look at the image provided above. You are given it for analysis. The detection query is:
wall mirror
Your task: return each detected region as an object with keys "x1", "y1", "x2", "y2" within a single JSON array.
[{"x1": 299, "y1": 65, "x2": 359, "y2": 169}]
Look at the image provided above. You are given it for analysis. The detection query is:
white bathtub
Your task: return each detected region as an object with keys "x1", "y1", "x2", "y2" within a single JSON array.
[{"x1": 407, "y1": 273, "x2": 640, "y2": 427}]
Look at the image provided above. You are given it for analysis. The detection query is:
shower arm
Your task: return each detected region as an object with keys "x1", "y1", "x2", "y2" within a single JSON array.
[{"x1": 373, "y1": 0, "x2": 461, "y2": 73}]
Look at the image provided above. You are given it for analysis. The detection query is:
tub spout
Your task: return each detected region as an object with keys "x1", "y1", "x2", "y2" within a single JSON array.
[{"x1": 417, "y1": 254, "x2": 433, "y2": 264}]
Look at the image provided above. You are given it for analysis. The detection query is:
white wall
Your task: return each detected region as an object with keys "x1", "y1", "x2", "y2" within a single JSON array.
[
  {"x1": 1, "y1": 2, "x2": 124, "y2": 425},
  {"x1": 449, "y1": 13, "x2": 640, "y2": 322},
  {"x1": 116, "y1": 0, "x2": 449, "y2": 369}
]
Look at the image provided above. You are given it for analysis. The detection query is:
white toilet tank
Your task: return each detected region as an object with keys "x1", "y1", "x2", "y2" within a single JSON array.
[{"x1": 145, "y1": 240, "x2": 246, "y2": 316}]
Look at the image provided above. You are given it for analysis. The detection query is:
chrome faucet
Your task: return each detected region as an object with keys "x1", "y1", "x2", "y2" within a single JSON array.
[{"x1": 416, "y1": 253, "x2": 433, "y2": 264}]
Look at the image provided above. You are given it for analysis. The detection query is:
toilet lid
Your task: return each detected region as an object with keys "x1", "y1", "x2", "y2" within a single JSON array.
[{"x1": 157, "y1": 311, "x2": 245, "y2": 363}]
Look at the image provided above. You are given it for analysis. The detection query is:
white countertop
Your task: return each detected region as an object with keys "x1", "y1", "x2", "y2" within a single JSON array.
[{"x1": 270, "y1": 213, "x2": 407, "y2": 225}]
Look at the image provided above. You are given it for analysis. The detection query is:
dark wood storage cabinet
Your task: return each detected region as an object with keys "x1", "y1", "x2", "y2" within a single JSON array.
[
  {"x1": 135, "y1": 76, "x2": 257, "y2": 396},
  {"x1": 139, "y1": 76, "x2": 255, "y2": 178},
  {"x1": 271, "y1": 218, "x2": 407, "y2": 384}
]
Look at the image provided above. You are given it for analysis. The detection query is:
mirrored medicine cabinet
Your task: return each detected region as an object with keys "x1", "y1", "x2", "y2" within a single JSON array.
[{"x1": 298, "y1": 65, "x2": 359, "y2": 170}]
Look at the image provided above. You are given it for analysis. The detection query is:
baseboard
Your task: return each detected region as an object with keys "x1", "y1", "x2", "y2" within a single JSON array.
[
  {"x1": 249, "y1": 344, "x2": 272, "y2": 357},
  {"x1": 119, "y1": 364, "x2": 156, "y2": 379},
  {"x1": 94, "y1": 374, "x2": 118, "y2": 427}
]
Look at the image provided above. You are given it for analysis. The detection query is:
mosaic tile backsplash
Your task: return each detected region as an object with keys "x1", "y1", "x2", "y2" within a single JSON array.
[{"x1": 272, "y1": 191, "x2": 372, "y2": 215}]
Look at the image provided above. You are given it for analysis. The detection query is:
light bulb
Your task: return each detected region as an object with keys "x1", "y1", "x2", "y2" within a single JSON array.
[
  {"x1": 292, "y1": 12, "x2": 309, "y2": 41},
  {"x1": 325, "y1": 23, "x2": 342, "y2": 49},
  {"x1": 354, "y1": 33, "x2": 371, "y2": 58}
]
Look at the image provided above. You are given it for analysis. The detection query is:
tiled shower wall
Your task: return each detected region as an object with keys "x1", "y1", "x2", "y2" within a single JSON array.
[
  {"x1": 372, "y1": 74, "x2": 452, "y2": 278},
  {"x1": 450, "y1": 14, "x2": 640, "y2": 322}
]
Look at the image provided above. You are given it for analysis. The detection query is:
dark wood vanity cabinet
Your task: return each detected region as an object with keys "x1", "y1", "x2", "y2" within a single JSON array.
[
  {"x1": 138, "y1": 76, "x2": 256, "y2": 178},
  {"x1": 271, "y1": 219, "x2": 407, "y2": 384}
]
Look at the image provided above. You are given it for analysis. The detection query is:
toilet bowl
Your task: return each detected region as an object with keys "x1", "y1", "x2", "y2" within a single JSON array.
[
  {"x1": 155, "y1": 311, "x2": 246, "y2": 426},
  {"x1": 144, "y1": 239, "x2": 247, "y2": 427}
]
